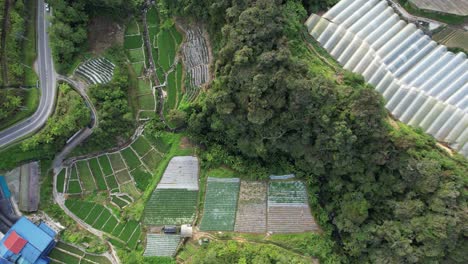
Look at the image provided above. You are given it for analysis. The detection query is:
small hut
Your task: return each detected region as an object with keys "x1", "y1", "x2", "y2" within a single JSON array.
[{"x1": 180, "y1": 224, "x2": 193, "y2": 238}]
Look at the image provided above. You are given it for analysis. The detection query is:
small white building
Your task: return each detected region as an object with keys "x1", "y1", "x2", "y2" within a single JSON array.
[{"x1": 181, "y1": 224, "x2": 193, "y2": 238}]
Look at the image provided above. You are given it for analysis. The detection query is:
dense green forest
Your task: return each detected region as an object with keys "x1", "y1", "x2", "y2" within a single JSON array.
[
  {"x1": 48, "y1": 0, "x2": 142, "y2": 72},
  {"x1": 157, "y1": 0, "x2": 467, "y2": 263}
]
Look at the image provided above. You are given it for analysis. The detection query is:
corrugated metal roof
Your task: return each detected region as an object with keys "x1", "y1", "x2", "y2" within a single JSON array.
[
  {"x1": 38, "y1": 223, "x2": 55, "y2": 238},
  {"x1": 3, "y1": 232, "x2": 26, "y2": 255},
  {"x1": 0, "y1": 177, "x2": 10, "y2": 199},
  {"x1": 11, "y1": 218, "x2": 54, "y2": 252}
]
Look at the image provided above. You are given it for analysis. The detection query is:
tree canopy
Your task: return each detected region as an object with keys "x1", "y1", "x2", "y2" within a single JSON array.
[{"x1": 162, "y1": 0, "x2": 467, "y2": 263}]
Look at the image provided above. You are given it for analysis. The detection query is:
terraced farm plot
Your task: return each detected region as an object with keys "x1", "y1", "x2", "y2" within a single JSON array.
[
  {"x1": 49, "y1": 248, "x2": 81, "y2": 264},
  {"x1": 121, "y1": 147, "x2": 142, "y2": 170},
  {"x1": 111, "y1": 195, "x2": 130, "y2": 208},
  {"x1": 157, "y1": 28, "x2": 178, "y2": 71},
  {"x1": 124, "y1": 35, "x2": 143, "y2": 49},
  {"x1": 433, "y1": 28, "x2": 468, "y2": 51},
  {"x1": 69, "y1": 165, "x2": 78, "y2": 180},
  {"x1": 120, "y1": 182, "x2": 140, "y2": 199},
  {"x1": 75, "y1": 58, "x2": 115, "y2": 85},
  {"x1": 115, "y1": 169, "x2": 132, "y2": 184},
  {"x1": 141, "y1": 149, "x2": 163, "y2": 169},
  {"x1": 56, "y1": 169, "x2": 66, "y2": 193},
  {"x1": 106, "y1": 175, "x2": 119, "y2": 190},
  {"x1": 267, "y1": 205, "x2": 318, "y2": 233},
  {"x1": 128, "y1": 48, "x2": 145, "y2": 63},
  {"x1": 200, "y1": 178, "x2": 240, "y2": 231},
  {"x1": 267, "y1": 181, "x2": 319, "y2": 233},
  {"x1": 67, "y1": 181, "x2": 82, "y2": 194},
  {"x1": 268, "y1": 181, "x2": 308, "y2": 205},
  {"x1": 98, "y1": 155, "x2": 113, "y2": 176},
  {"x1": 125, "y1": 19, "x2": 140, "y2": 35},
  {"x1": 108, "y1": 153, "x2": 127, "y2": 172},
  {"x1": 144, "y1": 234, "x2": 180, "y2": 257},
  {"x1": 76, "y1": 161, "x2": 97, "y2": 192},
  {"x1": 131, "y1": 136, "x2": 153, "y2": 157},
  {"x1": 130, "y1": 166, "x2": 152, "y2": 191},
  {"x1": 65, "y1": 199, "x2": 142, "y2": 247},
  {"x1": 144, "y1": 189, "x2": 198, "y2": 225},
  {"x1": 88, "y1": 158, "x2": 107, "y2": 190},
  {"x1": 157, "y1": 156, "x2": 199, "y2": 190},
  {"x1": 234, "y1": 181, "x2": 267, "y2": 233}
]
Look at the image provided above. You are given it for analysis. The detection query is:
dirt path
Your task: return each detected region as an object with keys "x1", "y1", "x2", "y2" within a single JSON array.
[{"x1": 0, "y1": 0, "x2": 11, "y2": 84}]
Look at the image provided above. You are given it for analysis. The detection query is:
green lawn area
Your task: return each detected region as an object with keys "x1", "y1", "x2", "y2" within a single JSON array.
[
  {"x1": 137, "y1": 79, "x2": 152, "y2": 95},
  {"x1": 124, "y1": 35, "x2": 143, "y2": 49},
  {"x1": 76, "y1": 160, "x2": 97, "y2": 192},
  {"x1": 147, "y1": 7, "x2": 160, "y2": 27},
  {"x1": 138, "y1": 94, "x2": 156, "y2": 110},
  {"x1": 131, "y1": 136, "x2": 153, "y2": 157},
  {"x1": 164, "y1": 70, "x2": 177, "y2": 115},
  {"x1": 108, "y1": 153, "x2": 127, "y2": 171},
  {"x1": 139, "y1": 111, "x2": 156, "y2": 119},
  {"x1": 132, "y1": 62, "x2": 145, "y2": 76},
  {"x1": 98, "y1": 155, "x2": 113, "y2": 176},
  {"x1": 56, "y1": 169, "x2": 66, "y2": 193},
  {"x1": 126, "y1": 19, "x2": 140, "y2": 35},
  {"x1": 121, "y1": 147, "x2": 142, "y2": 170},
  {"x1": 88, "y1": 158, "x2": 107, "y2": 191},
  {"x1": 128, "y1": 48, "x2": 145, "y2": 63}
]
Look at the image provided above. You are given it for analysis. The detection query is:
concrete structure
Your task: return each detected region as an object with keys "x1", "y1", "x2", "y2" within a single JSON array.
[
  {"x1": 0, "y1": 217, "x2": 56, "y2": 264},
  {"x1": 306, "y1": 0, "x2": 468, "y2": 157},
  {"x1": 19, "y1": 162, "x2": 40, "y2": 212},
  {"x1": 180, "y1": 224, "x2": 193, "y2": 238},
  {"x1": 409, "y1": 0, "x2": 468, "y2": 16}
]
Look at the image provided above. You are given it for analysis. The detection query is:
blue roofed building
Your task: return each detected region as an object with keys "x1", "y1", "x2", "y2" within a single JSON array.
[
  {"x1": 0, "y1": 217, "x2": 56, "y2": 264},
  {"x1": 0, "y1": 177, "x2": 10, "y2": 199}
]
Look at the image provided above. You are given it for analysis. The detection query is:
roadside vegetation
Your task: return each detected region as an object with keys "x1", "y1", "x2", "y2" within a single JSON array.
[
  {"x1": 0, "y1": 83, "x2": 90, "y2": 170},
  {"x1": 0, "y1": 0, "x2": 39, "y2": 129}
]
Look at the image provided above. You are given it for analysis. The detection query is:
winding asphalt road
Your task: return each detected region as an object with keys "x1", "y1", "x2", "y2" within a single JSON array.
[{"x1": 0, "y1": 0, "x2": 56, "y2": 148}]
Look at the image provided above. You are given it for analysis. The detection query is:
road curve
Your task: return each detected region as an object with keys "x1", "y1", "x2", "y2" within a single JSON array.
[{"x1": 0, "y1": 0, "x2": 56, "y2": 148}]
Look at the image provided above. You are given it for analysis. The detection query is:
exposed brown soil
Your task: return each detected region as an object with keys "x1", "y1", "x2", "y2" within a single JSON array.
[
  {"x1": 179, "y1": 136, "x2": 193, "y2": 149},
  {"x1": 88, "y1": 16, "x2": 123, "y2": 55}
]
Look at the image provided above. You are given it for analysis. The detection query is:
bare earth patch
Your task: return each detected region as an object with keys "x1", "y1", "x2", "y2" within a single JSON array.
[{"x1": 88, "y1": 16, "x2": 124, "y2": 55}]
